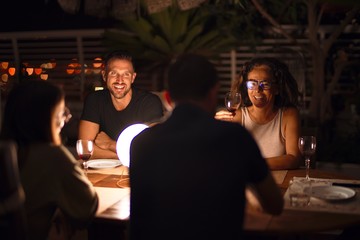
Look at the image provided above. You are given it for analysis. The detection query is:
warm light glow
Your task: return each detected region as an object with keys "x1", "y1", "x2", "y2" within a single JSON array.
[
  {"x1": 41, "y1": 62, "x2": 53, "y2": 69},
  {"x1": 85, "y1": 69, "x2": 92, "y2": 74},
  {"x1": 94, "y1": 87, "x2": 104, "y2": 91},
  {"x1": 93, "y1": 57, "x2": 103, "y2": 68},
  {"x1": 68, "y1": 59, "x2": 81, "y2": 74},
  {"x1": 34, "y1": 68, "x2": 42, "y2": 75},
  {"x1": 1, "y1": 62, "x2": 9, "y2": 69},
  {"x1": 1, "y1": 74, "x2": 8, "y2": 82},
  {"x1": 66, "y1": 69, "x2": 75, "y2": 74},
  {"x1": 8, "y1": 67, "x2": 16, "y2": 76},
  {"x1": 74, "y1": 63, "x2": 81, "y2": 74},
  {"x1": 50, "y1": 59, "x2": 56, "y2": 68},
  {"x1": 26, "y1": 67, "x2": 34, "y2": 75},
  {"x1": 66, "y1": 63, "x2": 75, "y2": 74},
  {"x1": 84, "y1": 64, "x2": 92, "y2": 74},
  {"x1": 93, "y1": 68, "x2": 101, "y2": 74},
  {"x1": 40, "y1": 73, "x2": 48, "y2": 80},
  {"x1": 116, "y1": 123, "x2": 149, "y2": 167}
]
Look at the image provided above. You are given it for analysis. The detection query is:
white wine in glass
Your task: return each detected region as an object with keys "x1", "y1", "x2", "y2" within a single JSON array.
[
  {"x1": 225, "y1": 92, "x2": 241, "y2": 116},
  {"x1": 76, "y1": 139, "x2": 94, "y2": 175},
  {"x1": 298, "y1": 136, "x2": 316, "y2": 181}
]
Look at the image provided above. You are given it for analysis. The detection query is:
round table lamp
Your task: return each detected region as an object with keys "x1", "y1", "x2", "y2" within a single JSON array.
[{"x1": 116, "y1": 123, "x2": 148, "y2": 167}]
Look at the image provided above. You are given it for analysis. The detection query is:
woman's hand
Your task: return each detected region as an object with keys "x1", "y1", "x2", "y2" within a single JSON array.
[{"x1": 214, "y1": 110, "x2": 235, "y2": 121}]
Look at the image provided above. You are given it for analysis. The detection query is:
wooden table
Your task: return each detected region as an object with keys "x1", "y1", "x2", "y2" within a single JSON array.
[
  {"x1": 245, "y1": 169, "x2": 360, "y2": 238},
  {"x1": 86, "y1": 166, "x2": 130, "y2": 240},
  {"x1": 87, "y1": 166, "x2": 360, "y2": 239}
]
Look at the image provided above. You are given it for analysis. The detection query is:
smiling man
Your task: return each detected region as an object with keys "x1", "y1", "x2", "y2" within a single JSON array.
[{"x1": 78, "y1": 50, "x2": 164, "y2": 159}]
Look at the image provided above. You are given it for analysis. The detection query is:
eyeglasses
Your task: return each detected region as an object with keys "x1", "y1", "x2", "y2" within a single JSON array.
[
  {"x1": 107, "y1": 70, "x2": 133, "y2": 79},
  {"x1": 246, "y1": 80, "x2": 272, "y2": 90}
]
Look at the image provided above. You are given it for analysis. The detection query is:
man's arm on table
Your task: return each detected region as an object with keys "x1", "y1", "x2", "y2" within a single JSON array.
[{"x1": 78, "y1": 120, "x2": 118, "y2": 159}]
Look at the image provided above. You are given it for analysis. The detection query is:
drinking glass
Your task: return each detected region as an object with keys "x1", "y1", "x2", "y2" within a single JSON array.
[
  {"x1": 76, "y1": 139, "x2": 94, "y2": 175},
  {"x1": 298, "y1": 136, "x2": 316, "y2": 181},
  {"x1": 288, "y1": 178, "x2": 311, "y2": 207},
  {"x1": 224, "y1": 92, "x2": 241, "y2": 116}
]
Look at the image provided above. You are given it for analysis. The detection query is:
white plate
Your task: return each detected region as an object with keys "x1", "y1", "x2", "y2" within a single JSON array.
[
  {"x1": 87, "y1": 159, "x2": 121, "y2": 169},
  {"x1": 307, "y1": 186, "x2": 356, "y2": 201}
]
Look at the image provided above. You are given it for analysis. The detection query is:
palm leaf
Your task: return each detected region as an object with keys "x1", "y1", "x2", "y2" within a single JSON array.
[{"x1": 102, "y1": 1, "x2": 249, "y2": 90}]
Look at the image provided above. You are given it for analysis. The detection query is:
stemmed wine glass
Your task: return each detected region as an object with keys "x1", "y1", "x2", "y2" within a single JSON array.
[
  {"x1": 225, "y1": 92, "x2": 241, "y2": 116},
  {"x1": 298, "y1": 136, "x2": 316, "y2": 181},
  {"x1": 76, "y1": 139, "x2": 94, "y2": 175}
]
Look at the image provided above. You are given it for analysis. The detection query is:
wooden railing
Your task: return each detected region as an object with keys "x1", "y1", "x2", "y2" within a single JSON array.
[{"x1": 1, "y1": 27, "x2": 359, "y2": 111}]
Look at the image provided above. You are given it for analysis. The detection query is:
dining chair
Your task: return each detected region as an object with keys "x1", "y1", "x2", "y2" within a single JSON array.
[{"x1": 0, "y1": 141, "x2": 28, "y2": 240}]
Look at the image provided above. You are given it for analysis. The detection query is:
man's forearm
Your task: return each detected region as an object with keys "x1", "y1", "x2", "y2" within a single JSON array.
[{"x1": 92, "y1": 144, "x2": 118, "y2": 159}]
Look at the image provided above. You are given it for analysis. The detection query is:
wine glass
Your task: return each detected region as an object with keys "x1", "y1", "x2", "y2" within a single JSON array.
[
  {"x1": 225, "y1": 92, "x2": 241, "y2": 116},
  {"x1": 76, "y1": 139, "x2": 94, "y2": 175},
  {"x1": 298, "y1": 136, "x2": 316, "y2": 181}
]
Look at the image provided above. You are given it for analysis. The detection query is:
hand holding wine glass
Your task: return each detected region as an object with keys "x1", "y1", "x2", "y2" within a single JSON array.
[
  {"x1": 298, "y1": 136, "x2": 316, "y2": 181},
  {"x1": 225, "y1": 92, "x2": 241, "y2": 116},
  {"x1": 76, "y1": 139, "x2": 94, "y2": 175}
]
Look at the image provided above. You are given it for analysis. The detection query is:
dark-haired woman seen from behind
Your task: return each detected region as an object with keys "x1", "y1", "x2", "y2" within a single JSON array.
[
  {"x1": 215, "y1": 57, "x2": 301, "y2": 170},
  {"x1": 1, "y1": 80, "x2": 98, "y2": 240}
]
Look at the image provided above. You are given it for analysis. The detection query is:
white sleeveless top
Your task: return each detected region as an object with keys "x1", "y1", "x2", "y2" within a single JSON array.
[{"x1": 241, "y1": 107, "x2": 285, "y2": 158}]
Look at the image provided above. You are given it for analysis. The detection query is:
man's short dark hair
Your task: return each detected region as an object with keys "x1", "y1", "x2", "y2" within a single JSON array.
[
  {"x1": 168, "y1": 54, "x2": 218, "y2": 101},
  {"x1": 103, "y1": 50, "x2": 134, "y2": 70}
]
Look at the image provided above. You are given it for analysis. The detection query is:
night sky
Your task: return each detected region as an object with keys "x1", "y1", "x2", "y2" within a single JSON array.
[{"x1": 0, "y1": 0, "x2": 117, "y2": 32}]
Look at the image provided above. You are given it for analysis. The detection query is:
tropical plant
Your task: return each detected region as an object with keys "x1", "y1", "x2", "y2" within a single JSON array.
[
  {"x1": 247, "y1": 0, "x2": 360, "y2": 164},
  {"x1": 249, "y1": 0, "x2": 360, "y2": 123},
  {"x1": 103, "y1": 0, "x2": 360, "y2": 123},
  {"x1": 102, "y1": 0, "x2": 249, "y2": 90}
]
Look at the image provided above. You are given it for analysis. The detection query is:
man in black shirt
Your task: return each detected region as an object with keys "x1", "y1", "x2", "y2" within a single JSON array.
[
  {"x1": 130, "y1": 54, "x2": 283, "y2": 240},
  {"x1": 79, "y1": 50, "x2": 164, "y2": 159}
]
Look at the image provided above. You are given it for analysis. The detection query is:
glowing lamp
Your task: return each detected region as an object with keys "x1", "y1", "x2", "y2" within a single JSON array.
[
  {"x1": 93, "y1": 57, "x2": 103, "y2": 68},
  {"x1": 50, "y1": 59, "x2": 57, "y2": 68},
  {"x1": 34, "y1": 68, "x2": 42, "y2": 75},
  {"x1": 26, "y1": 67, "x2": 34, "y2": 75},
  {"x1": 66, "y1": 63, "x2": 75, "y2": 74},
  {"x1": 1, "y1": 74, "x2": 8, "y2": 82},
  {"x1": 94, "y1": 87, "x2": 104, "y2": 91},
  {"x1": 1, "y1": 62, "x2": 9, "y2": 69},
  {"x1": 74, "y1": 67, "x2": 81, "y2": 74},
  {"x1": 40, "y1": 73, "x2": 48, "y2": 80},
  {"x1": 116, "y1": 123, "x2": 148, "y2": 167},
  {"x1": 93, "y1": 68, "x2": 101, "y2": 74},
  {"x1": 8, "y1": 67, "x2": 16, "y2": 76}
]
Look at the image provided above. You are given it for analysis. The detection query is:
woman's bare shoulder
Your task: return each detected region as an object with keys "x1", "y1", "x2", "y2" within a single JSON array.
[
  {"x1": 282, "y1": 107, "x2": 300, "y2": 117},
  {"x1": 281, "y1": 107, "x2": 300, "y2": 126}
]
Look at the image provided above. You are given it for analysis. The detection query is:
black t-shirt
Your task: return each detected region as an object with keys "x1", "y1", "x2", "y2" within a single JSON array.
[
  {"x1": 130, "y1": 104, "x2": 269, "y2": 240},
  {"x1": 80, "y1": 87, "x2": 164, "y2": 140}
]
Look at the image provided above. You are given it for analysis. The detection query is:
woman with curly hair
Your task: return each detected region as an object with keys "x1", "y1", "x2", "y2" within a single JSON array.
[{"x1": 215, "y1": 57, "x2": 302, "y2": 170}]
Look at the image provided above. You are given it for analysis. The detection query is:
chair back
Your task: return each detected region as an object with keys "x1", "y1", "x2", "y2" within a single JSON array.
[{"x1": 0, "y1": 141, "x2": 27, "y2": 240}]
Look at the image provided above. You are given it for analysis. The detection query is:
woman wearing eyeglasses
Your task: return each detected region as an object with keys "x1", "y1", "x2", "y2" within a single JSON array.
[{"x1": 215, "y1": 57, "x2": 301, "y2": 170}]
